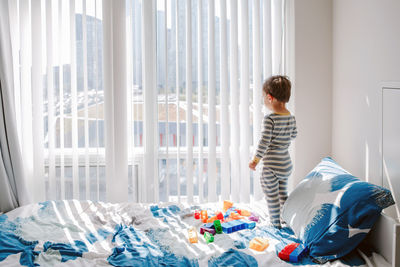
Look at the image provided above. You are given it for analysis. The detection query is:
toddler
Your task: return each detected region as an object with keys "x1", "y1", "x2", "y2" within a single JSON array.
[{"x1": 249, "y1": 75, "x2": 297, "y2": 228}]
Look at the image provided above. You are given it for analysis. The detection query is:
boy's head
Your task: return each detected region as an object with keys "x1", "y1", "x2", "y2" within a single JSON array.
[{"x1": 262, "y1": 75, "x2": 291, "y2": 103}]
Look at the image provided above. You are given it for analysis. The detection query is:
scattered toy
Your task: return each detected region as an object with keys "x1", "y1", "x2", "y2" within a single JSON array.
[{"x1": 249, "y1": 237, "x2": 269, "y2": 251}]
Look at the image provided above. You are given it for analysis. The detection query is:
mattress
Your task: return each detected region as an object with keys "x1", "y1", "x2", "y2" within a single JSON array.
[{"x1": 0, "y1": 200, "x2": 390, "y2": 266}]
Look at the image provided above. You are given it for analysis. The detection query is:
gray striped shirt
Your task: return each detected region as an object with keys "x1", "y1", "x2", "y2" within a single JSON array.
[{"x1": 255, "y1": 113, "x2": 297, "y2": 160}]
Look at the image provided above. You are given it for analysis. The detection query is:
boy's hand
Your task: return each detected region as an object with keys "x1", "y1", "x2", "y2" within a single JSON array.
[{"x1": 249, "y1": 160, "x2": 257, "y2": 171}]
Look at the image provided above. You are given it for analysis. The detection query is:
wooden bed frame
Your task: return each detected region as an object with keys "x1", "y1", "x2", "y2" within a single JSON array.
[{"x1": 364, "y1": 213, "x2": 400, "y2": 266}]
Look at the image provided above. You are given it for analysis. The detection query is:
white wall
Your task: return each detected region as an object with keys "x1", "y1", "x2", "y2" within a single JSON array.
[
  {"x1": 332, "y1": 0, "x2": 400, "y2": 186},
  {"x1": 292, "y1": 0, "x2": 333, "y2": 186}
]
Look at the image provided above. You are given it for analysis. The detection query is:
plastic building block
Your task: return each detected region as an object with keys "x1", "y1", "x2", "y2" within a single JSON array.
[
  {"x1": 200, "y1": 227, "x2": 216, "y2": 235},
  {"x1": 188, "y1": 228, "x2": 198, "y2": 243},
  {"x1": 249, "y1": 214, "x2": 259, "y2": 222},
  {"x1": 249, "y1": 237, "x2": 269, "y2": 251},
  {"x1": 194, "y1": 211, "x2": 200, "y2": 219},
  {"x1": 235, "y1": 209, "x2": 242, "y2": 215},
  {"x1": 278, "y1": 243, "x2": 307, "y2": 262},
  {"x1": 214, "y1": 220, "x2": 223, "y2": 234},
  {"x1": 204, "y1": 232, "x2": 214, "y2": 243},
  {"x1": 245, "y1": 221, "x2": 256, "y2": 229},
  {"x1": 229, "y1": 212, "x2": 243, "y2": 220},
  {"x1": 201, "y1": 210, "x2": 208, "y2": 223},
  {"x1": 221, "y1": 220, "x2": 247, "y2": 234},
  {"x1": 216, "y1": 212, "x2": 224, "y2": 220},
  {"x1": 240, "y1": 209, "x2": 251, "y2": 216},
  {"x1": 207, "y1": 216, "x2": 217, "y2": 223},
  {"x1": 223, "y1": 200, "x2": 233, "y2": 212},
  {"x1": 204, "y1": 223, "x2": 215, "y2": 229}
]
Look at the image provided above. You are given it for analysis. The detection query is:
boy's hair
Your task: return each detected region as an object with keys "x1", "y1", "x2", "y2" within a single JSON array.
[{"x1": 263, "y1": 75, "x2": 291, "y2": 103}]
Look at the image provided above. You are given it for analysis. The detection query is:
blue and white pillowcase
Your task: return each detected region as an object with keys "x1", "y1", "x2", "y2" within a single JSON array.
[{"x1": 282, "y1": 157, "x2": 395, "y2": 262}]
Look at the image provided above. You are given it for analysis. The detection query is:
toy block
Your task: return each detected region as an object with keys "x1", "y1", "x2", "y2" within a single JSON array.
[
  {"x1": 289, "y1": 244, "x2": 308, "y2": 263},
  {"x1": 240, "y1": 209, "x2": 251, "y2": 216},
  {"x1": 223, "y1": 200, "x2": 233, "y2": 212},
  {"x1": 207, "y1": 216, "x2": 217, "y2": 223},
  {"x1": 194, "y1": 210, "x2": 200, "y2": 219},
  {"x1": 214, "y1": 220, "x2": 223, "y2": 234},
  {"x1": 249, "y1": 237, "x2": 269, "y2": 251},
  {"x1": 200, "y1": 227, "x2": 216, "y2": 235},
  {"x1": 203, "y1": 223, "x2": 215, "y2": 229},
  {"x1": 201, "y1": 210, "x2": 208, "y2": 223},
  {"x1": 235, "y1": 220, "x2": 247, "y2": 231},
  {"x1": 235, "y1": 209, "x2": 242, "y2": 215},
  {"x1": 188, "y1": 228, "x2": 198, "y2": 243},
  {"x1": 278, "y1": 243, "x2": 299, "y2": 262},
  {"x1": 249, "y1": 214, "x2": 259, "y2": 222},
  {"x1": 204, "y1": 232, "x2": 214, "y2": 243},
  {"x1": 245, "y1": 221, "x2": 256, "y2": 229},
  {"x1": 216, "y1": 212, "x2": 224, "y2": 220},
  {"x1": 221, "y1": 222, "x2": 233, "y2": 234},
  {"x1": 223, "y1": 218, "x2": 233, "y2": 223},
  {"x1": 229, "y1": 212, "x2": 243, "y2": 220}
]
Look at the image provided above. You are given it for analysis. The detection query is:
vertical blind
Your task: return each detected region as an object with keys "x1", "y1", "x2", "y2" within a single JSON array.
[{"x1": 8, "y1": 0, "x2": 289, "y2": 204}]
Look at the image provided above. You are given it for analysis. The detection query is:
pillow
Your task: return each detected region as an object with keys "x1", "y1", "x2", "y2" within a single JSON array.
[{"x1": 282, "y1": 157, "x2": 395, "y2": 263}]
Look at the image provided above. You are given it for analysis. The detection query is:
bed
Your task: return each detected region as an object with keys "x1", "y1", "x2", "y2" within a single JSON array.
[{"x1": 0, "y1": 198, "x2": 393, "y2": 267}]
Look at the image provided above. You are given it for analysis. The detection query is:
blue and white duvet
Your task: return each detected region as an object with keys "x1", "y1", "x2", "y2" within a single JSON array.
[{"x1": 0, "y1": 200, "x2": 389, "y2": 266}]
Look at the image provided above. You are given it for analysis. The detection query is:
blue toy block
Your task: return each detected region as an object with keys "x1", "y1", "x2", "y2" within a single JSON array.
[
  {"x1": 224, "y1": 208, "x2": 236, "y2": 218},
  {"x1": 221, "y1": 220, "x2": 248, "y2": 234},
  {"x1": 204, "y1": 223, "x2": 215, "y2": 229},
  {"x1": 289, "y1": 244, "x2": 308, "y2": 263},
  {"x1": 245, "y1": 221, "x2": 256, "y2": 229},
  {"x1": 221, "y1": 222, "x2": 233, "y2": 233}
]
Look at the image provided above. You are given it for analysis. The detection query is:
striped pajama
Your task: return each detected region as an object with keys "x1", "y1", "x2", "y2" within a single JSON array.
[{"x1": 255, "y1": 113, "x2": 297, "y2": 228}]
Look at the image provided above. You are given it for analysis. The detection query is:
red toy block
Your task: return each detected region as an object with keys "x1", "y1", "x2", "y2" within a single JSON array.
[
  {"x1": 216, "y1": 212, "x2": 223, "y2": 220},
  {"x1": 194, "y1": 211, "x2": 200, "y2": 219},
  {"x1": 278, "y1": 243, "x2": 299, "y2": 261}
]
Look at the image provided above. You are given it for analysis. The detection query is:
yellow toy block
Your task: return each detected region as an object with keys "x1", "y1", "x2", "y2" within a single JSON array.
[
  {"x1": 223, "y1": 200, "x2": 233, "y2": 212},
  {"x1": 249, "y1": 237, "x2": 269, "y2": 251},
  {"x1": 188, "y1": 228, "x2": 198, "y2": 243}
]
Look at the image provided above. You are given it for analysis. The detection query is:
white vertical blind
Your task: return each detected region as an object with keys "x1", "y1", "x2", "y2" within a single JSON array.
[
  {"x1": 252, "y1": 0, "x2": 263, "y2": 201},
  {"x1": 69, "y1": 0, "x2": 79, "y2": 200},
  {"x1": 263, "y1": 0, "x2": 272, "y2": 78},
  {"x1": 185, "y1": 0, "x2": 193, "y2": 203},
  {"x1": 142, "y1": 0, "x2": 158, "y2": 203},
  {"x1": 239, "y1": 0, "x2": 250, "y2": 202},
  {"x1": 197, "y1": 0, "x2": 204, "y2": 203},
  {"x1": 8, "y1": 0, "x2": 288, "y2": 204},
  {"x1": 272, "y1": 0, "x2": 282, "y2": 74},
  {"x1": 164, "y1": 0, "x2": 170, "y2": 201},
  {"x1": 208, "y1": 0, "x2": 217, "y2": 202},
  {"x1": 46, "y1": 0, "x2": 56, "y2": 200},
  {"x1": 229, "y1": 0, "x2": 240, "y2": 203},
  {"x1": 19, "y1": 0, "x2": 34, "y2": 196},
  {"x1": 175, "y1": 0, "x2": 181, "y2": 202},
  {"x1": 219, "y1": 0, "x2": 230, "y2": 201},
  {"x1": 32, "y1": 0, "x2": 45, "y2": 202},
  {"x1": 82, "y1": 0, "x2": 90, "y2": 200}
]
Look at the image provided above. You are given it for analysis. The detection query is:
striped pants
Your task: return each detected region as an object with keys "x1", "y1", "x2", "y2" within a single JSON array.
[{"x1": 261, "y1": 162, "x2": 292, "y2": 228}]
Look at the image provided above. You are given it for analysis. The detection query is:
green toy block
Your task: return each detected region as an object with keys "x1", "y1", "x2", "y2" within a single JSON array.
[
  {"x1": 204, "y1": 231, "x2": 214, "y2": 243},
  {"x1": 214, "y1": 219, "x2": 222, "y2": 234}
]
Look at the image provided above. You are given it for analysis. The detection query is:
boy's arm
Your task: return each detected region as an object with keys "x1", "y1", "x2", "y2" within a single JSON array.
[
  {"x1": 253, "y1": 116, "x2": 273, "y2": 162},
  {"x1": 291, "y1": 118, "x2": 297, "y2": 140}
]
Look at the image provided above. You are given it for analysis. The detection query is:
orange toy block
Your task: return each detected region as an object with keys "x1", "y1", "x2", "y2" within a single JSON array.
[
  {"x1": 229, "y1": 212, "x2": 243, "y2": 220},
  {"x1": 188, "y1": 228, "x2": 198, "y2": 243},
  {"x1": 240, "y1": 209, "x2": 251, "y2": 216},
  {"x1": 223, "y1": 200, "x2": 233, "y2": 212},
  {"x1": 249, "y1": 237, "x2": 269, "y2": 251},
  {"x1": 201, "y1": 210, "x2": 208, "y2": 223},
  {"x1": 207, "y1": 216, "x2": 217, "y2": 223}
]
